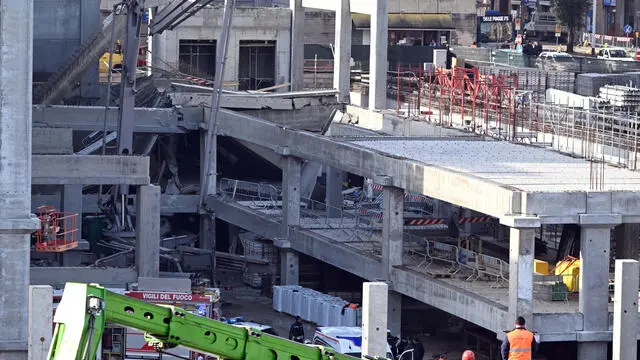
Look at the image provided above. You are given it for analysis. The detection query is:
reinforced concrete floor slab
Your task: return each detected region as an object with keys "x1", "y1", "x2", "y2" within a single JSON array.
[{"x1": 351, "y1": 139, "x2": 640, "y2": 192}]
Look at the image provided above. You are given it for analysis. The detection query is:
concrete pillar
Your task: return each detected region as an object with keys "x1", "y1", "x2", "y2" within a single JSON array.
[
  {"x1": 0, "y1": 1, "x2": 40, "y2": 359},
  {"x1": 228, "y1": 223, "x2": 239, "y2": 254},
  {"x1": 62, "y1": 185, "x2": 83, "y2": 240},
  {"x1": 578, "y1": 222, "x2": 615, "y2": 360},
  {"x1": 615, "y1": 223, "x2": 639, "y2": 260},
  {"x1": 28, "y1": 286, "x2": 52, "y2": 360},
  {"x1": 325, "y1": 167, "x2": 343, "y2": 217},
  {"x1": 369, "y1": 0, "x2": 388, "y2": 110},
  {"x1": 300, "y1": 161, "x2": 322, "y2": 200},
  {"x1": 508, "y1": 227, "x2": 535, "y2": 324},
  {"x1": 136, "y1": 185, "x2": 160, "y2": 278},
  {"x1": 280, "y1": 250, "x2": 299, "y2": 285},
  {"x1": 387, "y1": 291, "x2": 402, "y2": 336},
  {"x1": 289, "y1": 0, "x2": 304, "y2": 91},
  {"x1": 80, "y1": 0, "x2": 100, "y2": 98},
  {"x1": 381, "y1": 182, "x2": 403, "y2": 280},
  {"x1": 282, "y1": 156, "x2": 302, "y2": 237},
  {"x1": 333, "y1": 0, "x2": 352, "y2": 103},
  {"x1": 612, "y1": 259, "x2": 639, "y2": 360},
  {"x1": 199, "y1": 214, "x2": 215, "y2": 250},
  {"x1": 362, "y1": 282, "x2": 388, "y2": 359}
]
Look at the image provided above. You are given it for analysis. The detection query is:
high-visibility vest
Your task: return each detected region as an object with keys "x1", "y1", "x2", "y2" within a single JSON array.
[{"x1": 507, "y1": 328, "x2": 534, "y2": 360}]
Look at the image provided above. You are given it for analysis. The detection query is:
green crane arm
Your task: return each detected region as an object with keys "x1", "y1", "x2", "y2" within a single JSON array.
[{"x1": 48, "y1": 283, "x2": 379, "y2": 360}]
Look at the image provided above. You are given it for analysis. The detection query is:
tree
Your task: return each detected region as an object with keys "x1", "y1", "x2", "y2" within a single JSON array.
[{"x1": 552, "y1": 0, "x2": 592, "y2": 53}]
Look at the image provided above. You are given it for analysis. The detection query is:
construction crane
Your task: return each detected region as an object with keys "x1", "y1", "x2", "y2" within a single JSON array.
[{"x1": 48, "y1": 283, "x2": 390, "y2": 360}]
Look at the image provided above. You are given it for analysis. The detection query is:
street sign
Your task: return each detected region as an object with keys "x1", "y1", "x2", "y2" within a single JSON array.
[
  {"x1": 624, "y1": 24, "x2": 633, "y2": 35},
  {"x1": 555, "y1": 24, "x2": 562, "y2": 34},
  {"x1": 636, "y1": 31, "x2": 639, "y2": 38},
  {"x1": 515, "y1": 17, "x2": 521, "y2": 31},
  {"x1": 516, "y1": 34, "x2": 523, "y2": 45}
]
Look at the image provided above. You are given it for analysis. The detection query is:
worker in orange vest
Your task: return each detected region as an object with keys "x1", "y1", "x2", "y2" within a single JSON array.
[{"x1": 501, "y1": 317, "x2": 537, "y2": 360}]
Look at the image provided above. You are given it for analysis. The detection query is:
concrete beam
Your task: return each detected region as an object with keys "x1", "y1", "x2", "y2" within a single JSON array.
[
  {"x1": 217, "y1": 110, "x2": 518, "y2": 219},
  {"x1": 32, "y1": 105, "x2": 203, "y2": 133},
  {"x1": 32, "y1": 155, "x2": 150, "y2": 185},
  {"x1": 30, "y1": 267, "x2": 138, "y2": 287}
]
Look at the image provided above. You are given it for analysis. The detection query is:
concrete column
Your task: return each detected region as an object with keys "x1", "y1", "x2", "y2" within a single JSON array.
[
  {"x1": 228, "y1": 223, "x2": 239, "y2": 253},
  {"x1": 289, "y1": 0, "x2": 304, "y2": 91},
  {"x1": 199, "y1": 214, "x2": 215, "y2": 250},
  {"x1": 80, "y1": 0, "x2": 100, "y2": 98},
  {"x1": 28, "y1": 286, "x2": 52, "y2": 360},
  {"x1": 381, "y1": 182, "x2": 403, "y2": 280},
  {"x1": 62, "y1": 185, "x2": 83, "y2": 240},
  {"x1": 508, "y1": 227, "x2": 535, "y2": 324},
  {"x1": 578, "y1": 222, "x2": 615, "y2": 360},
  {"x1": 387, "y1": 291, "x2": 402, "y2": 337},
  {"x1": 615, "y1": 223, "x2": 639, "y2": 260},
  {"x1": 282, "y1": 156, "x2": 302, "y2": 237},
  {"x1": 136, "y1": 185, "x2": 160, "y2": 278},
  {"x1": 362, "y1": 282, "x2": 388, "y2": 359},
  {"x1": 325, "y1": 167, "x2": 343, "y2": 217},
  {"x1": 612, "y1": 259, "x2": 639, "y2": 360},
  {"x1": 333, "y1": 0, "x2": 352, "y2": 103},
  {"x1": 369, "y1": 0, "x2": 388, "y2": 110},
  {"x1": 280, "y1": 250, "x2": 299, "y2": 285},
  {"x1": 0, "y1": 1, "x2": 40, "y2": 359}
]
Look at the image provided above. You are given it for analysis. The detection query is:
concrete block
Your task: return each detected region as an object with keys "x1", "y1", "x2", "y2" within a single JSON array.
[
  {"x1": 136, "y1": 185, "x2": 161, "y2": 278},
  {"x1": 576, "y1": 331, "x2": 613, "y2": 342},
  {"x1": 32, "y1": 128, "x2": 73, "y2": 154},
  {"x1": 612, "y1": 259, "x2": 639, "y2": 360},
  {"x1": 362, "y1": 282, "x2": 388, "y2": 359},
  {"x1": 579, "y1": 213, "x2": 622, "y2": 226},
  {"x1": 28, "y1": 286, "x2": 52, "y2": 360},
  {"x1": 137, "y1": 277, "x2": 191, "y2": 292},
  {"x1": 500, "y1": 216, "x2": 540, "y2": 228},
  {"x1": 586, "y1": 192, "x2": 613, "y2": 213},
  {"x1": 32, "y1": 155, "x2": 150, "y2": 185},
  {"x1": 30, "y1": 267, "x2": 138, "y2": 288},
  {"x1": 373, "y1": 175, "x2": 393, "y2": 186}
]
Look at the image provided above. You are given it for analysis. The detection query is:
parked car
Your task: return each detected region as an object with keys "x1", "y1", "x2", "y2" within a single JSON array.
[
  {"x1": 536, "y1": 51, "x2": 579, "y2": 71},
  {"x1": 597, "y1": 47, "x2": 636, "y2": 61}
]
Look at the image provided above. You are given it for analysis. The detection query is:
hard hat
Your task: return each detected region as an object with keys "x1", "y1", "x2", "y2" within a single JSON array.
[{"x1": 462, "y1": 350, "x2": 475, "y2": 360}]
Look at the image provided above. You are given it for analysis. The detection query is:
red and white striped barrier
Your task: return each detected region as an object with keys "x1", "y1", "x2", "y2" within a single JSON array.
[
  {"x1": 406, "y1": 216, "x2": 493, "y2": 226},
  {"x1": 183, "y1": 74, "x2": 214, "y2": 86},
  {"x1": 458, "y1": 216, "x2": 492, "y2": 224},
  {"x1": 407, "y1": 218, "x2": 446, "y2": 225},
  {"x1": 358, "y1": 207, "x2": 383, "y2": 219}
]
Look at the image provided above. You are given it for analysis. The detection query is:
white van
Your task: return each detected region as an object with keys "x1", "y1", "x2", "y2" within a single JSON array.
[{"x1": 312, "y1": 327, "x2": 394, "y2": 359}]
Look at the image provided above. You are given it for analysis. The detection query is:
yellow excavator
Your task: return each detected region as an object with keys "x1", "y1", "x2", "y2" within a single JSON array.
[{"x1": 99, "y1": 40, "x2": 124, "y2": 73}]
